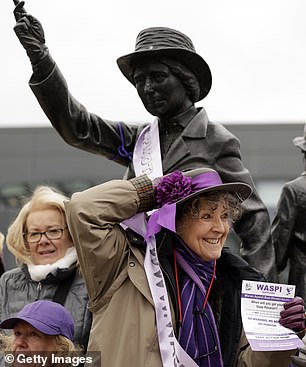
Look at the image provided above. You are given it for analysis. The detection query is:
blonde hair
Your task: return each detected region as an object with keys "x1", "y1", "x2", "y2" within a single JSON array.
[
  {"x1": 1, "y1": 333, "x2": 79, "y2": 353},
  {"x1": 6, "y1": 186, "x2": 70, "y2": 264},
  {"x1": 54, "y1": 335, "x2": 80, "y2": 352},
  {"x1": 0, "y1": 232, "x2": 4, "y2": 254}
]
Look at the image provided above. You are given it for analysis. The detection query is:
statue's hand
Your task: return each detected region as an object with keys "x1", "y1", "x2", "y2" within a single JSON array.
[
  {"x1": 13, "y1": 1, "x2": 27, "y2": 22},
  {"x1": 279, "y1": 296, "x2": 306, "y2": 332},
  {"x1": 13, "y1": 2, "x2": 48, "y2": 65}
]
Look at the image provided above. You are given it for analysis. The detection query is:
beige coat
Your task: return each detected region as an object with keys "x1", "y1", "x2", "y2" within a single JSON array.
[{"x1": 65, "y1": 177, "x2": 297, "y2": 367}]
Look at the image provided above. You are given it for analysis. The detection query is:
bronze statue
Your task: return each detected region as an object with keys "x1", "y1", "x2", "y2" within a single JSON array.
[
  {"x1": 272, "y1": 125, "x2": 306, "y2": 297},
  {"x1": 12, "y1": 1, "x2": 277, "y2": 281}
]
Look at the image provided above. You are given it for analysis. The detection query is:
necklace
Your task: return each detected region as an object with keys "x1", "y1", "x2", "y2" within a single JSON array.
[{"x1": 173, "y1": 248, "x2": 216, "y2": 325}]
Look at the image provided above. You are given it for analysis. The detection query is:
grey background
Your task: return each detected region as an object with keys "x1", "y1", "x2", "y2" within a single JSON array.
[{"x1": 0, "y1": 123, "x2": 304, "y2": 272}]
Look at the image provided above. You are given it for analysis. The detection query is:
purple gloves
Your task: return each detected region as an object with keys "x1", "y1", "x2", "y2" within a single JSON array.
[
  {"x1": 279, "y1": 296, "x2": 306, "y2": 332},
  {"x1": 13, "y1": 1, "x2": 48, "y2": 65},
  {"x1": 280, "y1": 297, "x2": 306, "y2": 366}
]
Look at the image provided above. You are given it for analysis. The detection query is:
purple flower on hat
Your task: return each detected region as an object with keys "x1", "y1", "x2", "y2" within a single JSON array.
[{"x1": 155, "y1": 171, "x2": 192, "y2": 206}]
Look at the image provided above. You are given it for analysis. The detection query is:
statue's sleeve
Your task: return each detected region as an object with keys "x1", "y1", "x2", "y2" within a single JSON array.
[
  {"x1": 271, "y1": 183, "x2": 296, "y2": 272},
  {"x1": 214, "y1": 129, "x2": 277, "y2": 282},
  {"x1": 29, "y1": 54, "x2": 139, "y2": 168}
]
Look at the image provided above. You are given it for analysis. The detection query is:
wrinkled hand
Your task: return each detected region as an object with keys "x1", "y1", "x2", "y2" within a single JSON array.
[
  {"x1": 279, "y1": 296, "x2": 306, "y2": 332},
  {"x1": 13, "y1": 1, "x2": 48, "y2": 65},
  {"x1": 291, "y1": 348, "x2": 306, "y2": 367}
]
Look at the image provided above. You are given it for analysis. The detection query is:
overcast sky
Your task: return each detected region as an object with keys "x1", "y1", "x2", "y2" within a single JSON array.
[{"x1": 1, "y1": 0, "x2": 306, "y2": 127}]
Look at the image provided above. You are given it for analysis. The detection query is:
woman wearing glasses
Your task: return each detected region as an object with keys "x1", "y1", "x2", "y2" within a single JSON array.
[
  {"x1": 0, "y1": 186, "x2": 91, "y2": 351},
  {"x1": 66, "y1": 168, "x2": 305, "y2": 367}
]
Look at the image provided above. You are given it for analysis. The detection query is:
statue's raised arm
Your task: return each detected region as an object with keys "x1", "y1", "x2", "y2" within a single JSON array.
[
  {"x1": 13, "y1": 0, "x2": 48, "y2": 65},
  {"x1": 10, "y1": 3, "x2": 278, "y2": 282}
]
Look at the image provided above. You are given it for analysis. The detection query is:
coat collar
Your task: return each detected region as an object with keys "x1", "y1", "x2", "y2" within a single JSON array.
[
  {"x1": 162, "y1": 107, "x2": 209, "y2": 172},
  {"x1": 180, "y1": 107, "x2": 209, "y2": 138}
]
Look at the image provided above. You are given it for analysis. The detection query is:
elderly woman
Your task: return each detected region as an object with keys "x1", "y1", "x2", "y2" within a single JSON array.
[
  {"x1": 65, "y1": 168, "x2": 305, "y2": 367},
  {"x1": 0, "y1": 300, "x2": 84, "y2": 367},
  {"x1": 0, "y1": 300, "x2": 76, "y2": 353},
  {"x1": 0, "y1": 186, "x2": 91, "y2": 350}
]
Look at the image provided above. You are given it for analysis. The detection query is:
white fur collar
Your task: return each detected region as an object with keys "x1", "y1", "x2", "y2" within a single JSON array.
[{"x1": 27, "y1": 247, "x2": 77, "y2": 282}]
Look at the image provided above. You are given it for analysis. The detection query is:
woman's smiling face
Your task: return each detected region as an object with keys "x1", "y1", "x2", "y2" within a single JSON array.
[
  {"x1": 25, "y1": 208, "x2": 73, "y2": 265},
  {"x1": 176, "y1": 197, "x2": 230, "y2": 261}
]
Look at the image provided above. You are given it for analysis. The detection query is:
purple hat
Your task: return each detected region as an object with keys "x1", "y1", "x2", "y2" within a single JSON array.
[
  {"x1": 0, "y1": 300, "x2": 74, "y2": 341},
  {"x1": 117, "y1": 27, "x2": 212, "y2": 102},
  {"x1": 146, "y1": 168, "x2": 252, "y2": 238}
]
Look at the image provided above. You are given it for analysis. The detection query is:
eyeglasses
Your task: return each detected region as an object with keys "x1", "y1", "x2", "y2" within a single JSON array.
[{"x1": 23, "y1": 227, "x2": 68, "y2": 243}]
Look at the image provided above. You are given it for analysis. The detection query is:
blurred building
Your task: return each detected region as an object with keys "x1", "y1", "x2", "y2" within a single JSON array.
[{"x1": 0, "y1": 123, "x2": 304, "y2": 271}]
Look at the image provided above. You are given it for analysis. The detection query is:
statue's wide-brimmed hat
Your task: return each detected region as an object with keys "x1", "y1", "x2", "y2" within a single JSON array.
[
  {"x1": 117, "y1": 27, "x2": 212, "y2": 102},
  {"x1": 293, "y1": 124, "x2": 306, "y2": 152}
]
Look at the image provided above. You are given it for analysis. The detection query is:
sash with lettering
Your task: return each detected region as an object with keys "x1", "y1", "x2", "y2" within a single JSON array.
[{"x1": 123, "y1": 119, "x2": 198, "y2": 367}]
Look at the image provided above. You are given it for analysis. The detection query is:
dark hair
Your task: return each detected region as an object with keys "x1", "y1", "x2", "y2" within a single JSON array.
[
  {"x1": 130, "y1": 56, "x2": 200, "y2": 102},
  {"x1": 159, "y1": 57, "x2": 200, "y2": 102},
  {"x1": 176, "y1": 191, "x2": 243, "y2": 224}
]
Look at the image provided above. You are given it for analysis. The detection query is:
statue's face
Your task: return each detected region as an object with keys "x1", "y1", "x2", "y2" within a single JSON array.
[{"x1": 133, "y1": 60, "x2": 192, "y2": 119}]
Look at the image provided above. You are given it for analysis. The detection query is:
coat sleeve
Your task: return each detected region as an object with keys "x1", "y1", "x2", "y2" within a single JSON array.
[
  {"x1": 213, "y1": 127, "x2": 277, "y2": 282},
  {"x1": 64, "y1": 176, "x2": 154, "y2": 305},
  {"x1": 28, "y1": 55, "x2": 140, "y2": 167},
  {"x1": 271, "y1": 183, "x2": 297, "y2": 272}
]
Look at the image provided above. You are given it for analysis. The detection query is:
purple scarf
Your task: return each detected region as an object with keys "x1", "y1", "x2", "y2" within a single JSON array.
[{"x1": 175, "y1": 236, "x2": 223, "y2": 367}]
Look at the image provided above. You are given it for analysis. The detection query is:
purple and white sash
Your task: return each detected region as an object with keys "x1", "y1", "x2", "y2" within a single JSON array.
[{"x1": 124, "y1": 119, "x2": 198, "y2": 367}]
